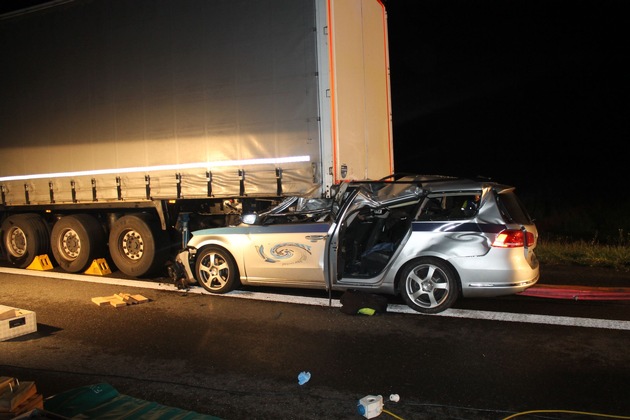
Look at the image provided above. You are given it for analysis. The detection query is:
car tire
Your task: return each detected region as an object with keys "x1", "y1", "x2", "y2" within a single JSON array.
[
  {"x1": 194, "y1": 245, "x2": 240, "y2": 294},
  {"x1": 398, "y1": 257, "x2": 460, "y2": 314}
]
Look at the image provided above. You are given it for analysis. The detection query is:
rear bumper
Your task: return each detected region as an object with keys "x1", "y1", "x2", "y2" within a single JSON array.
[
  {"x1": 463, "y1": 276, "x2": 539, "y2": 297},
  {"x1": 453, "y1": 251, "x2": 540, "y2": 298}
]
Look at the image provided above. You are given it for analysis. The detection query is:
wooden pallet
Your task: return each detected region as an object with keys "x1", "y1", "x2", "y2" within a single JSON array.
[{"x1": 0, "y1": 377, "x2": 43, "y2": 418}]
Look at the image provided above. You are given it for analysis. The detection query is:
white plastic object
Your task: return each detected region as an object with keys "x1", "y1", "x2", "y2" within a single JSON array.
[
  {"x1": 389, "y1": 393, "x2": 400, "y2": 402},
  {"x1": 357, "y1": 395, "x2": 383, "y2": 419}
]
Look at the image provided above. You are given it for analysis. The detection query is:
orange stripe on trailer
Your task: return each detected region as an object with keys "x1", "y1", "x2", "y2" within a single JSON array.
[
  {"x1": 376, "y1": 0, "x2": 394, "y2": 175},
  {"x1": 326, "y1": 0, "x2": 338, "y2": 184}
]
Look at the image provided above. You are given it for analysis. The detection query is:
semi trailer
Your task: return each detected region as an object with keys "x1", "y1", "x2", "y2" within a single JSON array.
[{"x1": 0, "y1": 0, "x2": 393, "y2": 278}]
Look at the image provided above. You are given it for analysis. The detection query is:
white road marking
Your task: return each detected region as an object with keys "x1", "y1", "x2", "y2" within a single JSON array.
[
  {"x1": 2, "y1": 267, "x2": 629, "y2": 331},
  {"x1": 434, "y1": 308, "x2": 630, "y2": 331}
]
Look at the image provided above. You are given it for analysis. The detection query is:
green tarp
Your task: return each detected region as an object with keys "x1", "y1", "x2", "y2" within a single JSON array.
[{"x1": 44, "y1": 383, "x2": 221, "y2": 419}]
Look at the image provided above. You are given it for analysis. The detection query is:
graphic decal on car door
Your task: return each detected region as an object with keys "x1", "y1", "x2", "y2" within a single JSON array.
[
  {"x1": 243, "y1": 223, "x2": 329, "y2": 284},
  {"x1": 256, "y1": 243, "x2": 312, "y2": 264}
]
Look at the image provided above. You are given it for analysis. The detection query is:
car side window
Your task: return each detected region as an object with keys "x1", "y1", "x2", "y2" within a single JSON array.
[
  {"x1": 416, "y1": 193, "x2": 481, "y2": 221},
  {"x1": 416, "y1": 197, "x2": 444, "y2": 220}
]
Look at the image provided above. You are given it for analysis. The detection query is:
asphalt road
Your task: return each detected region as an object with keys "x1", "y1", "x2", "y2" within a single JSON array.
[{"x1": 1, "y1": 267, "x2": 630, "y2": 420}]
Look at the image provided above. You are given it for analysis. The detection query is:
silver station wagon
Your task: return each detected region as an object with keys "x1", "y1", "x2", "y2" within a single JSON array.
[{"x1": 174, "y1": 175, "x2": 539, "y2": 313}]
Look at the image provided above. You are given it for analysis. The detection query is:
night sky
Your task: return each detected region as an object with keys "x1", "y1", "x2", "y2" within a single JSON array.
[{"x1": 385, "y1": 0, "x2": 627, "y2": 200}]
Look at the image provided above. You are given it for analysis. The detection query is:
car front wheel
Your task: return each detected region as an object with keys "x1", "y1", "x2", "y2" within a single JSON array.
[
  {"x1": 398, "y1": 257, "x2": 460, "y2": 314},
  {"x1": 194, "y1": 246, "x2": 240, "y2": 293}
]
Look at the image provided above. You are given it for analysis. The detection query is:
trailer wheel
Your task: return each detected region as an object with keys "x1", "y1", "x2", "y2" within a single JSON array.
[
  {"x1": 108, "y1": 213, "x2": 168, "y2": 277},
  {"x1": 1, "y1": 214, "x2": 51, "y2": 268},
  {"x1": 194, "y1": 245, "x2": 240, "y2": 293},
  {"x1": 51, "y1": 214, "x2": 106, "y2": 273}
]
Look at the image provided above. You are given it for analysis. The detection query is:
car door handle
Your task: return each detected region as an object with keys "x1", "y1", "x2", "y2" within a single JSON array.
[{"x1": 305, "y1": 235, "x2": 327, "y2": 242}]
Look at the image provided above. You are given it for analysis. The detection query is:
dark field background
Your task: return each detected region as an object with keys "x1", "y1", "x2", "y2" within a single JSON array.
[{"x1": 385, "y1": 0, "x2": 628, "y2": 242}]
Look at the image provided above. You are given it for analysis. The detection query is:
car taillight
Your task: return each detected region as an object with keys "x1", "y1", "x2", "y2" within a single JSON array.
[{"x1": 492, "y1": 229, "x2": 535, "y2": 248}]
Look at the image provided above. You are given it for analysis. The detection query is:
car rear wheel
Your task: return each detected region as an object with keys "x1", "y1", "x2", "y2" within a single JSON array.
[
  {"x1": 194, "y1": 246, "x2": 240, "y2": 293},
  {"x1": 398, "y1": 257, "x2": 460, "y2": 314}
]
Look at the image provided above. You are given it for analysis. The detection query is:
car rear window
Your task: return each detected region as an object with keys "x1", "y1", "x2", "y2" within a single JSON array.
[{"x1": 496, "y1": 190, "x2": 533, "y2": 225}]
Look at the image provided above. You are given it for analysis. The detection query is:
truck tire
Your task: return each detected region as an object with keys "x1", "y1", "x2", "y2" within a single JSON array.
[
  {"x1": 1, "y1": 213, "x2": 51, "y2": 268},
  {"x1": 108, "y1": 213, "x2": 168, "y2": 277},
  {"x1": 51, "y1": 214, "x2": 106, "y2": 273}
]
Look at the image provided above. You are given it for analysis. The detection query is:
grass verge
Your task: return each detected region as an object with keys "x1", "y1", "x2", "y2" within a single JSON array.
[{"x1": 536, "y1": 239, "x2": 630, "y2": 272}]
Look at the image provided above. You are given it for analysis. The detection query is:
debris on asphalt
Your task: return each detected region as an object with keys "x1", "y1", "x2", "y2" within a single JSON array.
[
  {"x1": 91, "y1": 293, "x2": 150, "y2": 308},
  {"x1": 339, "y1": 290, "x2": 388, "y2": 315},
  {"x1": 357, "y1": 395, "x2": 383, "y2": 419},
  {"x1": 297, "y1": 371, "x2": 311, "y2": 385}
]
